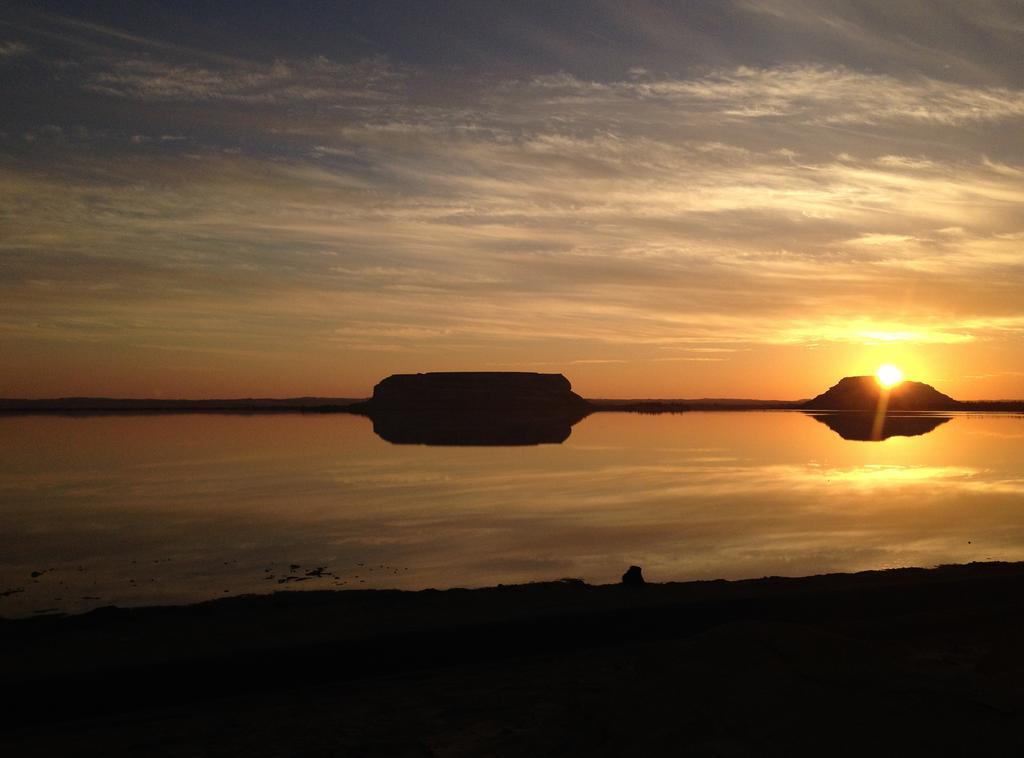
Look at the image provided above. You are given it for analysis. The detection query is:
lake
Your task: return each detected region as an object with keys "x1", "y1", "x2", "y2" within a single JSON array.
[{"x1": 2, "y1": 410, "x2": 1023, "y2": 618}]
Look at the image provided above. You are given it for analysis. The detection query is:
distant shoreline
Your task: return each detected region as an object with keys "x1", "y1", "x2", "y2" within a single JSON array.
[
  {"x1": 0, "y1": 397, "x2": 366, "y2": 414},
  {"x1": 2, "y1": 398, "x2": 1023, "y2": 414}
]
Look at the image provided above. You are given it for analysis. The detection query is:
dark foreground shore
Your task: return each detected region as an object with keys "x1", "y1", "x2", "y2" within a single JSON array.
[{"x1": 4, "y1": 562, "x2": 1024, "y2": 756}]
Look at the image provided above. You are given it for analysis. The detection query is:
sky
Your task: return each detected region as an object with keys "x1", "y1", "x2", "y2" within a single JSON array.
[{"x1": 2, "y1": 1, "x2": 1023, "y2": 400}]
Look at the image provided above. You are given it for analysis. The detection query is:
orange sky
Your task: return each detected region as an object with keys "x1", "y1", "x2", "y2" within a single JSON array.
[{"x1": 2, "y1": 3, "x2": 1022, "y2": 400}]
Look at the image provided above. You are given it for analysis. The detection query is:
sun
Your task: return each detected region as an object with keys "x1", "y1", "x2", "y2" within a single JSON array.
[{"x1": 875, "y1": 364, "x2": 904, "y2": 388}]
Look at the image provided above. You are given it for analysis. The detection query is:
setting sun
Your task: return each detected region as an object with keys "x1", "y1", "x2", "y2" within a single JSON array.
[{"x1": 876, "y1": 364, "x2": 904, "y2": 388}]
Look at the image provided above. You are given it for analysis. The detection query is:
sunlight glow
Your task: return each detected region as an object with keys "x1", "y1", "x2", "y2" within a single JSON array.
[{"x1": 876, "y1": 364, "x2": 904, "y2": 388}]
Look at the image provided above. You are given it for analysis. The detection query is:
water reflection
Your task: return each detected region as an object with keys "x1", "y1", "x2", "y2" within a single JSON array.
[
  {"x1": 3, "y1": 411, "x2": 1024, "y2": 618},
  {"x1": 369, "y1": 408, "x2": 590, "y2": 446},
  {"x1": 767, "y1": 463, "x2": 979, "y2": 489},
  {"x1": 808, "y1": 412, "x2": 953, "y2": 441}
]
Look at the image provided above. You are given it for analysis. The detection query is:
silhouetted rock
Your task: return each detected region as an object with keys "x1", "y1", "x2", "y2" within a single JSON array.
[
  {"x1": 803, "y1": 376, "x2": 960, "y2": 411},
  {"x1": 364, "y1": 372, "x2": 591, "y2": 412},
  {"x1": 808, "y1": 412, "x2": 953, "y2": 441},
  {"x1": 621, "y1": 566, "x2": 645, "y2": 586}
]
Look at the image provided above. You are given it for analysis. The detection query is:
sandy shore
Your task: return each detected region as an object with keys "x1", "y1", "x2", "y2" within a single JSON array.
[{"x1": 4, "y1": 561, "x2": 1024, "y2": 756}]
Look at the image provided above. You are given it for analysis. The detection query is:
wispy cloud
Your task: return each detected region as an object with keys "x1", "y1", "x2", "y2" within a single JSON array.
[
  {"x1": 526, "y1": 66, "x2": 1024, "y2": 126},
  {"x1": 86, "y1": 56, "x2": 403, "y2": 104},
  {"x1": 0, "y1": 40, "x2": 30, "y2": 58}
]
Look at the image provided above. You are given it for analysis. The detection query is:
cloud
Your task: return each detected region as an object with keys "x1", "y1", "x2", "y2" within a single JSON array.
[
  {"x1": 85, "y1": 56, "x2": 403, "y2": 104},
  {"x1": 0, "y1": 40, "x2": 30, "y2": 58},
  {"x1": 4, "y1": 110, "x2": 1022, "y2": 359},
  {"x1": 526, "y1": 65, "x2": 1024, "y2": 126},
  {"x1": 772, "y1": 322, "x2": 979, "y2": 346},
  {"x1": 73, "y1": 42, "x2": 1024, "y2": 130},
  {"x1": 733, "y1": 0, "x2": 1022, "y2": 83}
]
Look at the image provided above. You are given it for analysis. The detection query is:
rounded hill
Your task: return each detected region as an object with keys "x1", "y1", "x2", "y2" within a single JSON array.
[{"x1": 802, "y1": 376, "x2": 960, "y2": 411}]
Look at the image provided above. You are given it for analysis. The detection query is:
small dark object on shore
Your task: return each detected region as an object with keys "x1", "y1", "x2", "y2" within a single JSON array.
[{"x1": 621, "y1": 565, "x2": 645, "y2": 586}]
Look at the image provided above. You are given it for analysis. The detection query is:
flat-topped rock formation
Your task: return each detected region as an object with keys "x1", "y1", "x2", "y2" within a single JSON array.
[
  {"x1": 802, "y1": 376, "x2": 960, "y2": 411},
  {"x1": 362, "y1": 372, "x2": 592, "y2": 412}
]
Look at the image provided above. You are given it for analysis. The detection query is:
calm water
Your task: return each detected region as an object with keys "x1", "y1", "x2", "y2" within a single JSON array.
[{"x1": 2, "y1": 411, "x2": 1023, "y2": 618}]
